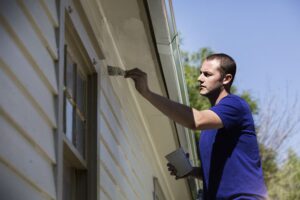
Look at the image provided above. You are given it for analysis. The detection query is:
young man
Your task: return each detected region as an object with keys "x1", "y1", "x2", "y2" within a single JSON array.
[{"x1": 125, "y1": 53, "x2": 268, "y2": 199}]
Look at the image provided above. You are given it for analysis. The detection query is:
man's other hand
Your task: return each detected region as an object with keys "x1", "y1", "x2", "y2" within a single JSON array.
[{"x1": 167, "y1": 153, "x2": 191, "y2": 180}]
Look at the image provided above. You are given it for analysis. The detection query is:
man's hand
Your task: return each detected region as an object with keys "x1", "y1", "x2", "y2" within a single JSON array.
[
  {"x1": 167, "y1": 153, "x2": 191, "y2": 180},
  {"x1": 167, "y1": 153, "x2": 203, "y2": 180},
  {"x1": 167, "y1": 163, "x2": 191, "y2": 180},
  {"x1": 125, "y1": 68, "x2": 150, "y2": 97}
]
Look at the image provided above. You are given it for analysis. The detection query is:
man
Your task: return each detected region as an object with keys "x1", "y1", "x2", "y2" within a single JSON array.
[{"x1": 125, "y1": 53, "x2": 268, "y2": 199}]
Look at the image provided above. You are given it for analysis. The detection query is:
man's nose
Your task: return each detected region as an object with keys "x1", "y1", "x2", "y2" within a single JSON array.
[{"x1": 198, "y1": 73, "x2": 204, "y2": 82}]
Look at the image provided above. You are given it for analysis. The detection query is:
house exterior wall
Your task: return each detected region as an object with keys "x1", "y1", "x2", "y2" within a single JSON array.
[
  {"x1": 0, "y1": 0, "x2": 58, "y2": 199},
  {"x1": 0, "y1": 0, "x2": 193, "y2": 200}
]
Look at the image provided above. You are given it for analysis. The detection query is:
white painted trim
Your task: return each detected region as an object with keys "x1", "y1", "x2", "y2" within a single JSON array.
[{"x1": 66, "y1": 1, "x2": 99, "y2": 72}]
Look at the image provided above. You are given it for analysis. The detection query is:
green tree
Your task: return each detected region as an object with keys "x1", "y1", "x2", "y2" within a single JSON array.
[
  {"x1": 259, "y1": 144, "x2": 278, "y2": 186},
  {"x1": 268, "y1": 150, "x2": 300, "y2": 200}
]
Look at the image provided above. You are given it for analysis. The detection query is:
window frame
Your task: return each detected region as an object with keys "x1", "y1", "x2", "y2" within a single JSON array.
[
  {"x1": 153, "y1": 177, "x2": 167, "y2": 200},
  {"x1": 55, "y1": 1, "x2": 99, "y2": 200},
  {"x1": 63, "y1": 46, "x2": 88, "y2": 163}
]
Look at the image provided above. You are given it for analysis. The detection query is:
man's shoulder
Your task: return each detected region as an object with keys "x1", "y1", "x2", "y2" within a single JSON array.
[
  {"x1": 219, "y1": 94, "x2": 245, "y2": 106},
  {"x1": 216, "y1": 94, "x2": 250, "y2": 113}
]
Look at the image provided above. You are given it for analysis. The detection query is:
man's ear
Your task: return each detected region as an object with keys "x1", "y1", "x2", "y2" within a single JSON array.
[{"x1": 223, "y1": 74, "x2": 233, "y2": 86}]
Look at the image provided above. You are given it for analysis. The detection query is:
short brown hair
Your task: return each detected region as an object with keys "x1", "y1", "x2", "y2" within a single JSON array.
[{"x1": 206, "y1": 53, "x2": 236, "y2": 86}]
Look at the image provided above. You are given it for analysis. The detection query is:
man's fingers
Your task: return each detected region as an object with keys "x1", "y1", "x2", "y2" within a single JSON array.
[
  {"x1": 167, "y1": 163, "x2": 176, "y2": 170},
  {"x1": 167, "y1": 166, "x2": 176, "y2": 172},
  {"x1": 167, "y1": 163, "x2": 173, "y2": 167},
  {"x1": 186, "y1": 153, "x2": 190, "y2": 158},
  {"x1": 125, "y1": 68, "x2": 146, "y2": 77},
  {"x1": 167, "y1": 163, "x2": 178, "y2": 178}
]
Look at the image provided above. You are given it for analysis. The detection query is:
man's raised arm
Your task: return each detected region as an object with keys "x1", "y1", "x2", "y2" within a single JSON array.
[{"x1": 125, "y1": 68, "x2": 223, "y2": 130}]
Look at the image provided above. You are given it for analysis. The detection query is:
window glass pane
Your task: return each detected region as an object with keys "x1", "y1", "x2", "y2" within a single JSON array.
[
  {"x1": 65, "y1": 98, "x2": 74, "y2": 142},
  {"x1": 65, "y1": 53, "x2": 75, "y2": 98},
  {"x1": 75, "y1": 114, "x2": 85, "y2": 158},
  {"x1": 76, "y1": 72, "x2": 86, "y2": 116}
]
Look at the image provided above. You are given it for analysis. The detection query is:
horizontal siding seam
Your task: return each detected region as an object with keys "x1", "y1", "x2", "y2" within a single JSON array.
[
  {"x1": 0, "y1": 108, "x2": 56, "y2": 164},
  {"x1": 100, "y1": 83, "x2": 147, "y2": 161},
  {"x1": 40, "y1": 0, "x2": 59, "y2": 27},
  {"x1": 99, "y1": 185, "x2": 114, "y2": 200},
  {"x1": 0, "y1": 156, "x2": 55, "y2": 200},
  {"x1": 101, "y1": 90, "x2": 124, "y2": 131},
  {"x1": 100, "y1": 92, "x2": 139, "y2": 160},
  {"x1": 100, "y1": 110, "x2": 140, "y2": 172},
  {"x1": 17, "y1": 0, "x2": 58, "y2": 60},
  {"x1": 99, "y1": 102, "x2": 146, "y2": 191},
  {"x1": 101, "y1": 90, "x2": 139, "y2": 149},
  {"x1": 0, "y1": 14, "x2": 58, "y2": 95},
  {"x1": 0, "y1": 59, "x2": 57, "y2": 128},
  {"x1": 100, "y1": 110, "x2": 120, "y2": 145},
  {"x1": 100, "y1": 87, "x2": 148, "y2": 189},
  {"x1": 100, "y1": 161, "x2": 128, "y2": 200},
  {"x1": 100, "y1": 137, "x2": 141, "y2": 200}
]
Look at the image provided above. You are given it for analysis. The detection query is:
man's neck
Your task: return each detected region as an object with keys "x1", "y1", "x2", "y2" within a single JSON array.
[{"x1": 208, "y1": 89, "x2": 230, "y2": 106}]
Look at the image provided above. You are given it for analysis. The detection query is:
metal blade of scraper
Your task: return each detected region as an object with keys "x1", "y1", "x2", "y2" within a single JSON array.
[{"x1": 107, "y1": 65, "x2": 126, "y2": 76}]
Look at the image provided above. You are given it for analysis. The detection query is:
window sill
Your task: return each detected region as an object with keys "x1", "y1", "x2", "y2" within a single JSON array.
[{"x1": 63, "y1": 134, "x2": 87, "y2": 169}]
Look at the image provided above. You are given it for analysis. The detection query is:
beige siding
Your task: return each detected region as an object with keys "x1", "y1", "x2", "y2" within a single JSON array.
[
  {"x1": 0, "y1": 162, "x2": 50, "y2": 200},
  {"x1": 0, "y1": 67, "x2": 56, "y2": 162},
  {"x1": 100, "y1": 166, "x2": 124, "y2": 200},
  {"x1": 0, "y1": 0, "x2": 58, "y2": 94},
  {"x1": 92, "y1": 0, "x2": 173, "y2": 197},
  {"x1": 0, "y1": 115, "x2": 55, "y2": 199},
  {"x1": 99, "y1": 70, "x2": 162, "y2": 200},
  {"x1": 1, "y1": 0, "x2": 180, "y2": 199},
  {"x1": 0, "y1": 0, "x2": 58, "y2": 199},
  {"x1": 0, "y1": 26, "x2": 56, "y2": 128},
  {"x1": 18, "y1": 0, "x2": 58, "y2": 59},
  {"x1": 40, "y1": 0, "x2": 59, "y2": 27}
]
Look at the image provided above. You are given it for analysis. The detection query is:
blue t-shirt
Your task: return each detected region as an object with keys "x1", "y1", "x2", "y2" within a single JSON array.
[{"x1": 199, "y1": 94, "x2": 268, "y2": 199}]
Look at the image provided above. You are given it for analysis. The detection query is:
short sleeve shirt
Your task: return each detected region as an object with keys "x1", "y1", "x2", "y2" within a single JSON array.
[{"x1": 199, "y1": 94, "x2": 268, "y2": 199}]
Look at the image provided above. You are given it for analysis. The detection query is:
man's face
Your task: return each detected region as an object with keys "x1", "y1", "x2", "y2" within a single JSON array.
[{"x1": 198, "y1": 59, "x2": 224, "y2": 97}]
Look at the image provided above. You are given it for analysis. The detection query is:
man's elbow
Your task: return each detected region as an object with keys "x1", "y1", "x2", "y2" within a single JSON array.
[
  {"x1": 188, "y1": 121, "x2": 201, "y2": 130},
  {"x1": 192, "y1": 109, "x2": 224, "y2": 130}
]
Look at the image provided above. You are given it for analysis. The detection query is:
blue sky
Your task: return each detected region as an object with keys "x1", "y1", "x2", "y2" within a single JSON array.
[{"x1": 173, "y1": 0, "x2": 300, "y2": 156}]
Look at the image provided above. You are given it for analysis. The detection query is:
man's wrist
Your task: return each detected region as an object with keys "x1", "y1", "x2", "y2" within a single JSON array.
[{"x1": 141, "y1": 88, "x2": 152, "y2": 99}]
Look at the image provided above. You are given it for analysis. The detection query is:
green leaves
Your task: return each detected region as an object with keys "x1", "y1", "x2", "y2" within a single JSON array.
[{"x1": 267, "y1": 149, "x2": 300, "y2": 199}]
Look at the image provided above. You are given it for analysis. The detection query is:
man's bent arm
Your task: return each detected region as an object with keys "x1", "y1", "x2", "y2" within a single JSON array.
[
  {"x1": 125, "y1": 68, "x2": 223, "y2": 130},
  {"x1": 143, "y1": 90, "x2": 222, "y2": 130}
]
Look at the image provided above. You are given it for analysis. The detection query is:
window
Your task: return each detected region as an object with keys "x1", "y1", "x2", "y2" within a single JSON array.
[
  {"x1": 153, "y1": 177, "x2": 167, "y2": 200},
  {"x1": 60, "y1": 12, "x2": 98, "y2": 200},
  {"x1": 64, "y1": 50, "x2": 87, "y2": 158}
]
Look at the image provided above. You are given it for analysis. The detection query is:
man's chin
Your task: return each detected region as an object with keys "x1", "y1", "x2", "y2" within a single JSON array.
[{"x1": 199, "y1": 91, "x2": 208, "y2": 97}]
